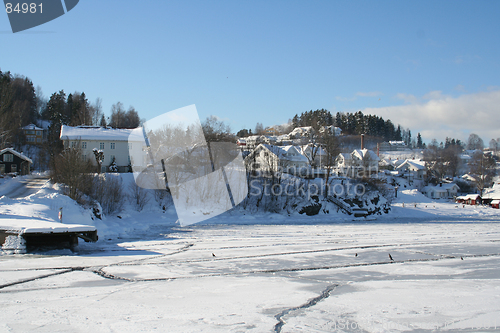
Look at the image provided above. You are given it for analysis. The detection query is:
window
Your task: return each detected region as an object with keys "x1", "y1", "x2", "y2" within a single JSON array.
[
  {"x1": 110, "y1": 155, "x2": 115, "y2": 163},
  {"x1": 99, "y1": 142, "x2": 105, "y2": 150},
  {"x1": 36, "y1": 131, "x2": 41, "y2": 136},
  {"x1": 11, "y1": 164, "x2": 17, "y2": 173},
  {"x1": 82, "y1": 154, "x2": 88, "y2": 162},
  {"x1": 3, "y1": 154, "x2": 13, "y2": 162},
  {"x1": 110, "y1": 142, "x2": 115, "y2": 149},
  {"x1": 27, "y1": 136, "x2": 35, "y2": 142},
  {"x1": 36, "y1": 138, "x2": 41, "y2": 143},
  {"x1": 70, "y1": 141, "x2": 77, "y2": 148},
  {"x1": 82, "y1": 142, "x2": 87, "y2": 149},
  {"x1": 128, "y1": 143, "x2": 132, "y2": 150}
]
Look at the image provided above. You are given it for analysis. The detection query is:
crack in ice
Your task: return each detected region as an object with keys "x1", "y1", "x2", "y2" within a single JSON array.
[{"x1": 274, "y1": 284, "x2": 338, "y2": 333}]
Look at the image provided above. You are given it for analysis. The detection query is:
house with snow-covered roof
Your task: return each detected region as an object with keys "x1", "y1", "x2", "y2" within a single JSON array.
[
  {"x1": 456, "y1": 193, "x2": 482, "y2": 205},
  {"x1": 244, "y1": 143, "x2": 309, "y2": 175},
  {"x1": 0, "y1": 148, "x2": 32, "y2": 175},
  {"x1": 335, "y1": 149, "x2": 380, "y2": 178},
  {"x1": 298, "y1": 144, "x2": 327, "y2": 167},
  {"x1": 21, "y1": 124, "x2": 45, "y2": 145},
  {"x1": 60, "y1": 125, "x2": 146, "y2": 173},
  {"x1": 379, "y1": 141, "x2": 408, "y2": 151},
  {"x1": 396, "y1": 159, "x2": 426, "y2": 187},
  {"x1": 423, "y1": 183, "x2": 459, "y2": 199},
  {"x1": 335, "y1": 153, "x2": 352, "y2": 176}
]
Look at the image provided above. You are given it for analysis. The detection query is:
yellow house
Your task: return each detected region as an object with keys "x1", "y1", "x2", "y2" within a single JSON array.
[{"x1": 21, "y1": 124, "x2": 44, "y2": 145}]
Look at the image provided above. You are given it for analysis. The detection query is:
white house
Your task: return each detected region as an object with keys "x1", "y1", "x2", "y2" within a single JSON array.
[
  {"x1": 423, "y1": 183, "x2": 459, "y2": 199},
  {"x1": 335, "y1": 149, "x2": 380, "y2": 177},
  {"x1": 298, "y1": 144, "x2": 327, "y2": 167},
  {"x1": 289, "y1": 126, "x2": 342, "y2": 139},
  {"x1": 60, "y1": 125, "x2": 146, "y2": 172},
  {"x1": 396, "y1": 159, "x2": 426, "y2": 187},
  {"x1": 245, "y1": 144, "x2": 309, "y2": 175},
  {"x1": 335, "y1": 153, "x2": 353, "y2": 176}
]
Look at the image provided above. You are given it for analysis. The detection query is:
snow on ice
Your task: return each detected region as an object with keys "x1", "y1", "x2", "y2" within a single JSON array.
[{"x1": 0, "y1": 173, "x2": 499, "y2": 332}]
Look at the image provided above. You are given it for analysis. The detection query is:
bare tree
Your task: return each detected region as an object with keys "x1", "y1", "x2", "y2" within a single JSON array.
[
  {"x1": 254, "y1": 122, "x2": 264, "y2": 135},
  {"x1": 50, "y1": 142, "x2": 93, "y2": 202},
  {"x1": 91, "y1": 98, "x2": 103, "y2": 126},
  {"x1": 91, "y1": 174, "x2": 124, "y2": 214},
  {"x1": 202, "y1": 115, "x2": 232, "y2": 142},
  {"x1": 320, "y1": 127, "x2": 340, "y2": 196},
  {"x1": 489, "y1": 138, "x2": 499, "y2": 152},
  {"x1": 466, "y1": 133, "x2": 484, "y2": 151},
  {"x1": 109, "y1": 103, "x2": 140, "y2": 129},
  {"x1": 109, "y1": 102, "x2": 126, "y2": 128},
  {"x1": 469, "y1": 151, "x2": 496, "y2": 196},
  {"x1": 442, "y1": 145, "x2": 462, "y2": 177},
  {"x1": 128, "y1": 181, "x2": 150, "y2": 211}
]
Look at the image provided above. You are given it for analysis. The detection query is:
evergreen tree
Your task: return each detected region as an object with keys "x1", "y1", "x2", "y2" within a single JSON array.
[
  {"x1": 395, "y1": 125, "x2": 402, "y2": 141},
  {"x1": 354, "y1": 111, "x2": 365, "y2": 134},
  {"x1": 99, "y1": 114, "x2": 107, "y2": 127},
  {"x1": 417, "y1": 133, "x2": 423, "y2": 148}
]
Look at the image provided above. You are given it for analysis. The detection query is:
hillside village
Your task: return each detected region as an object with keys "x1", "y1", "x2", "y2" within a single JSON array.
[
  {"x1": 1, "y1": 70, "x2": 499, "y2": 219},
  {"x1": 2, "y1": 116, "x2": 499, "y2": 219}
]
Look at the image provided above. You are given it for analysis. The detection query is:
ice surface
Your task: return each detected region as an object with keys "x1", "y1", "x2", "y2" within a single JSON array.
[
  {"x1": 1, "y1": 174, "x2": 500, "y2": 332},
  {"x1": 1, "y1": 223, "x2": 499, "y2": 332}
]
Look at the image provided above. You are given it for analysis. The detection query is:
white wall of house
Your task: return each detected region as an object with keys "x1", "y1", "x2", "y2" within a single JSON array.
[
  {"x1": 60, "y1": 126, "x2": 147, "y2": 172},
  {"x1": 335, "y1": 149, "x2": 379, "y2": 177},
  {"x1": 246, "y1": 144, "x2": 309, "y2": 175},
  {"x1": 424, "y1": 184, "x2": 459, "y2": 199},
  {"x1": 65, "y1": 139, "x2": 146, "y2": 171}
]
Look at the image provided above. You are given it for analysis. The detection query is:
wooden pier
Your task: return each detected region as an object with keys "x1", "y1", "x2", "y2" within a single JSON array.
[{"x1": 1, "y1": 218, "x2": 97, "y2": 252}]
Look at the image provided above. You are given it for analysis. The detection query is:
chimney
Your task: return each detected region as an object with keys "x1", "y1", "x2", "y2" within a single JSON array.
[{"x1": 361, "y1": 134, "x2": 365, "y2": 150}]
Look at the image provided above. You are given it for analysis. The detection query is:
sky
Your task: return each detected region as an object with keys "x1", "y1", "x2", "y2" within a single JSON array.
[{"x1": 1, "y1": 0, "x2": 500, "y2": 144}]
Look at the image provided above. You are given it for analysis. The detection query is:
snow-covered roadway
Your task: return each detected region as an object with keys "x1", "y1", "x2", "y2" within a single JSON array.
[
  {"x1": 0, "y1": 175, "x2": 50, "y2": 199},
  {"x1": 1, "y1": 221, "x2": 499, "y2": 332}
]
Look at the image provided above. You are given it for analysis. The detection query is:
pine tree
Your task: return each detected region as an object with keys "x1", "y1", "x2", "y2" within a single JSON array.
[
  {"x1": 99, "y1": 114, "x2": 107, "y2": 127},
  {"x1": 417, "y1": 133, "x2": 423, "y2": 148},
  {"x1": 395, "y1": 125, "x2": 402, "y2": 141}
]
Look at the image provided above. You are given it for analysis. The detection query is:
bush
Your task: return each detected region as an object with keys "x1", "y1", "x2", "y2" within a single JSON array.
[
  {"x1": 128, "y1": 181, "x2": 150, "y2": 211},
  {"x1": 91, "y1": 174, "x2": 124, "y2": 214},
  {"x1": 50, "y1": 147, "x2": 94, "y2": 203}
]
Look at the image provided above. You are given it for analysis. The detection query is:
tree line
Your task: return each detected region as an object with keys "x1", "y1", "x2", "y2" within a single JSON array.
[
  {"x1": 0, "y1": 70, "x2": 37, "y2": 148},
  {"x1": 0, "y1": 68, "x2": 142, "y2": 148},
  {"x1": 292, "y1": 109, "x2": 413, "y2": 145}
]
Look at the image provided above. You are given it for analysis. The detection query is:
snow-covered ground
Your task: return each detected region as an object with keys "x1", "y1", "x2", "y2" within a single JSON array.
[
  {"x1": 1, "y1": 174, "x2": 500, "y2": 332},
  {"x1": 1, "y1": 223, "x2": 500, "y2": 332},
  {"x1": 379, "y1": 149, "x2": 423, "y2": 161}
]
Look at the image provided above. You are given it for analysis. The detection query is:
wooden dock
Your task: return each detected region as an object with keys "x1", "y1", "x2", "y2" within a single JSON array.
[{"x1": 1, "y1": 218, "x2": 98, "y2": 252}]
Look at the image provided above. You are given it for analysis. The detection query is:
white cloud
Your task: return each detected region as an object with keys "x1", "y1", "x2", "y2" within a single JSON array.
[
  {"x1": 356, "y1": 91, "x2": 383, "y2": 97},
  {"x1": 395, "y1": 93, "x2": 418, "y2": 104},
  {"x1": 422, "y1": 90, "x2": 443, "y2": 100},
  {"x1": 362, "y1": 90, "x2": 500, "y2": 143}
]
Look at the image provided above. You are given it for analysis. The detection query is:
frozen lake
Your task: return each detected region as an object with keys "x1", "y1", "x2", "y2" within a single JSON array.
[{"x1": 1, "y1": 220, "x2": 500, "y2": 332}]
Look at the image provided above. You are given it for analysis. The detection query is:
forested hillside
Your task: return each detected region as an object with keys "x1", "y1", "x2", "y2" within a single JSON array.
[{"x1": 292, "y1": 109, "x2": 414, "y2": 146}]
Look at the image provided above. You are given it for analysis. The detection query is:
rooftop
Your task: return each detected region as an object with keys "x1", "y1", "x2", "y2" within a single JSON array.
[{"x1": 60, "y1": 125, "x2": 145, "y2": 142}]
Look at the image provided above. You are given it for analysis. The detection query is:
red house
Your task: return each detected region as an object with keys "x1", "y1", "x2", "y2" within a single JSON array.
[{"x1": 456, "y1": 194, "x2": 482, "y2": 205}]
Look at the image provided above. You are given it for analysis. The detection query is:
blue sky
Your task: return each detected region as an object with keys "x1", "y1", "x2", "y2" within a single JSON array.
[{"x1": 1, "y1": 0, "x2": 500, "y2": 143}]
